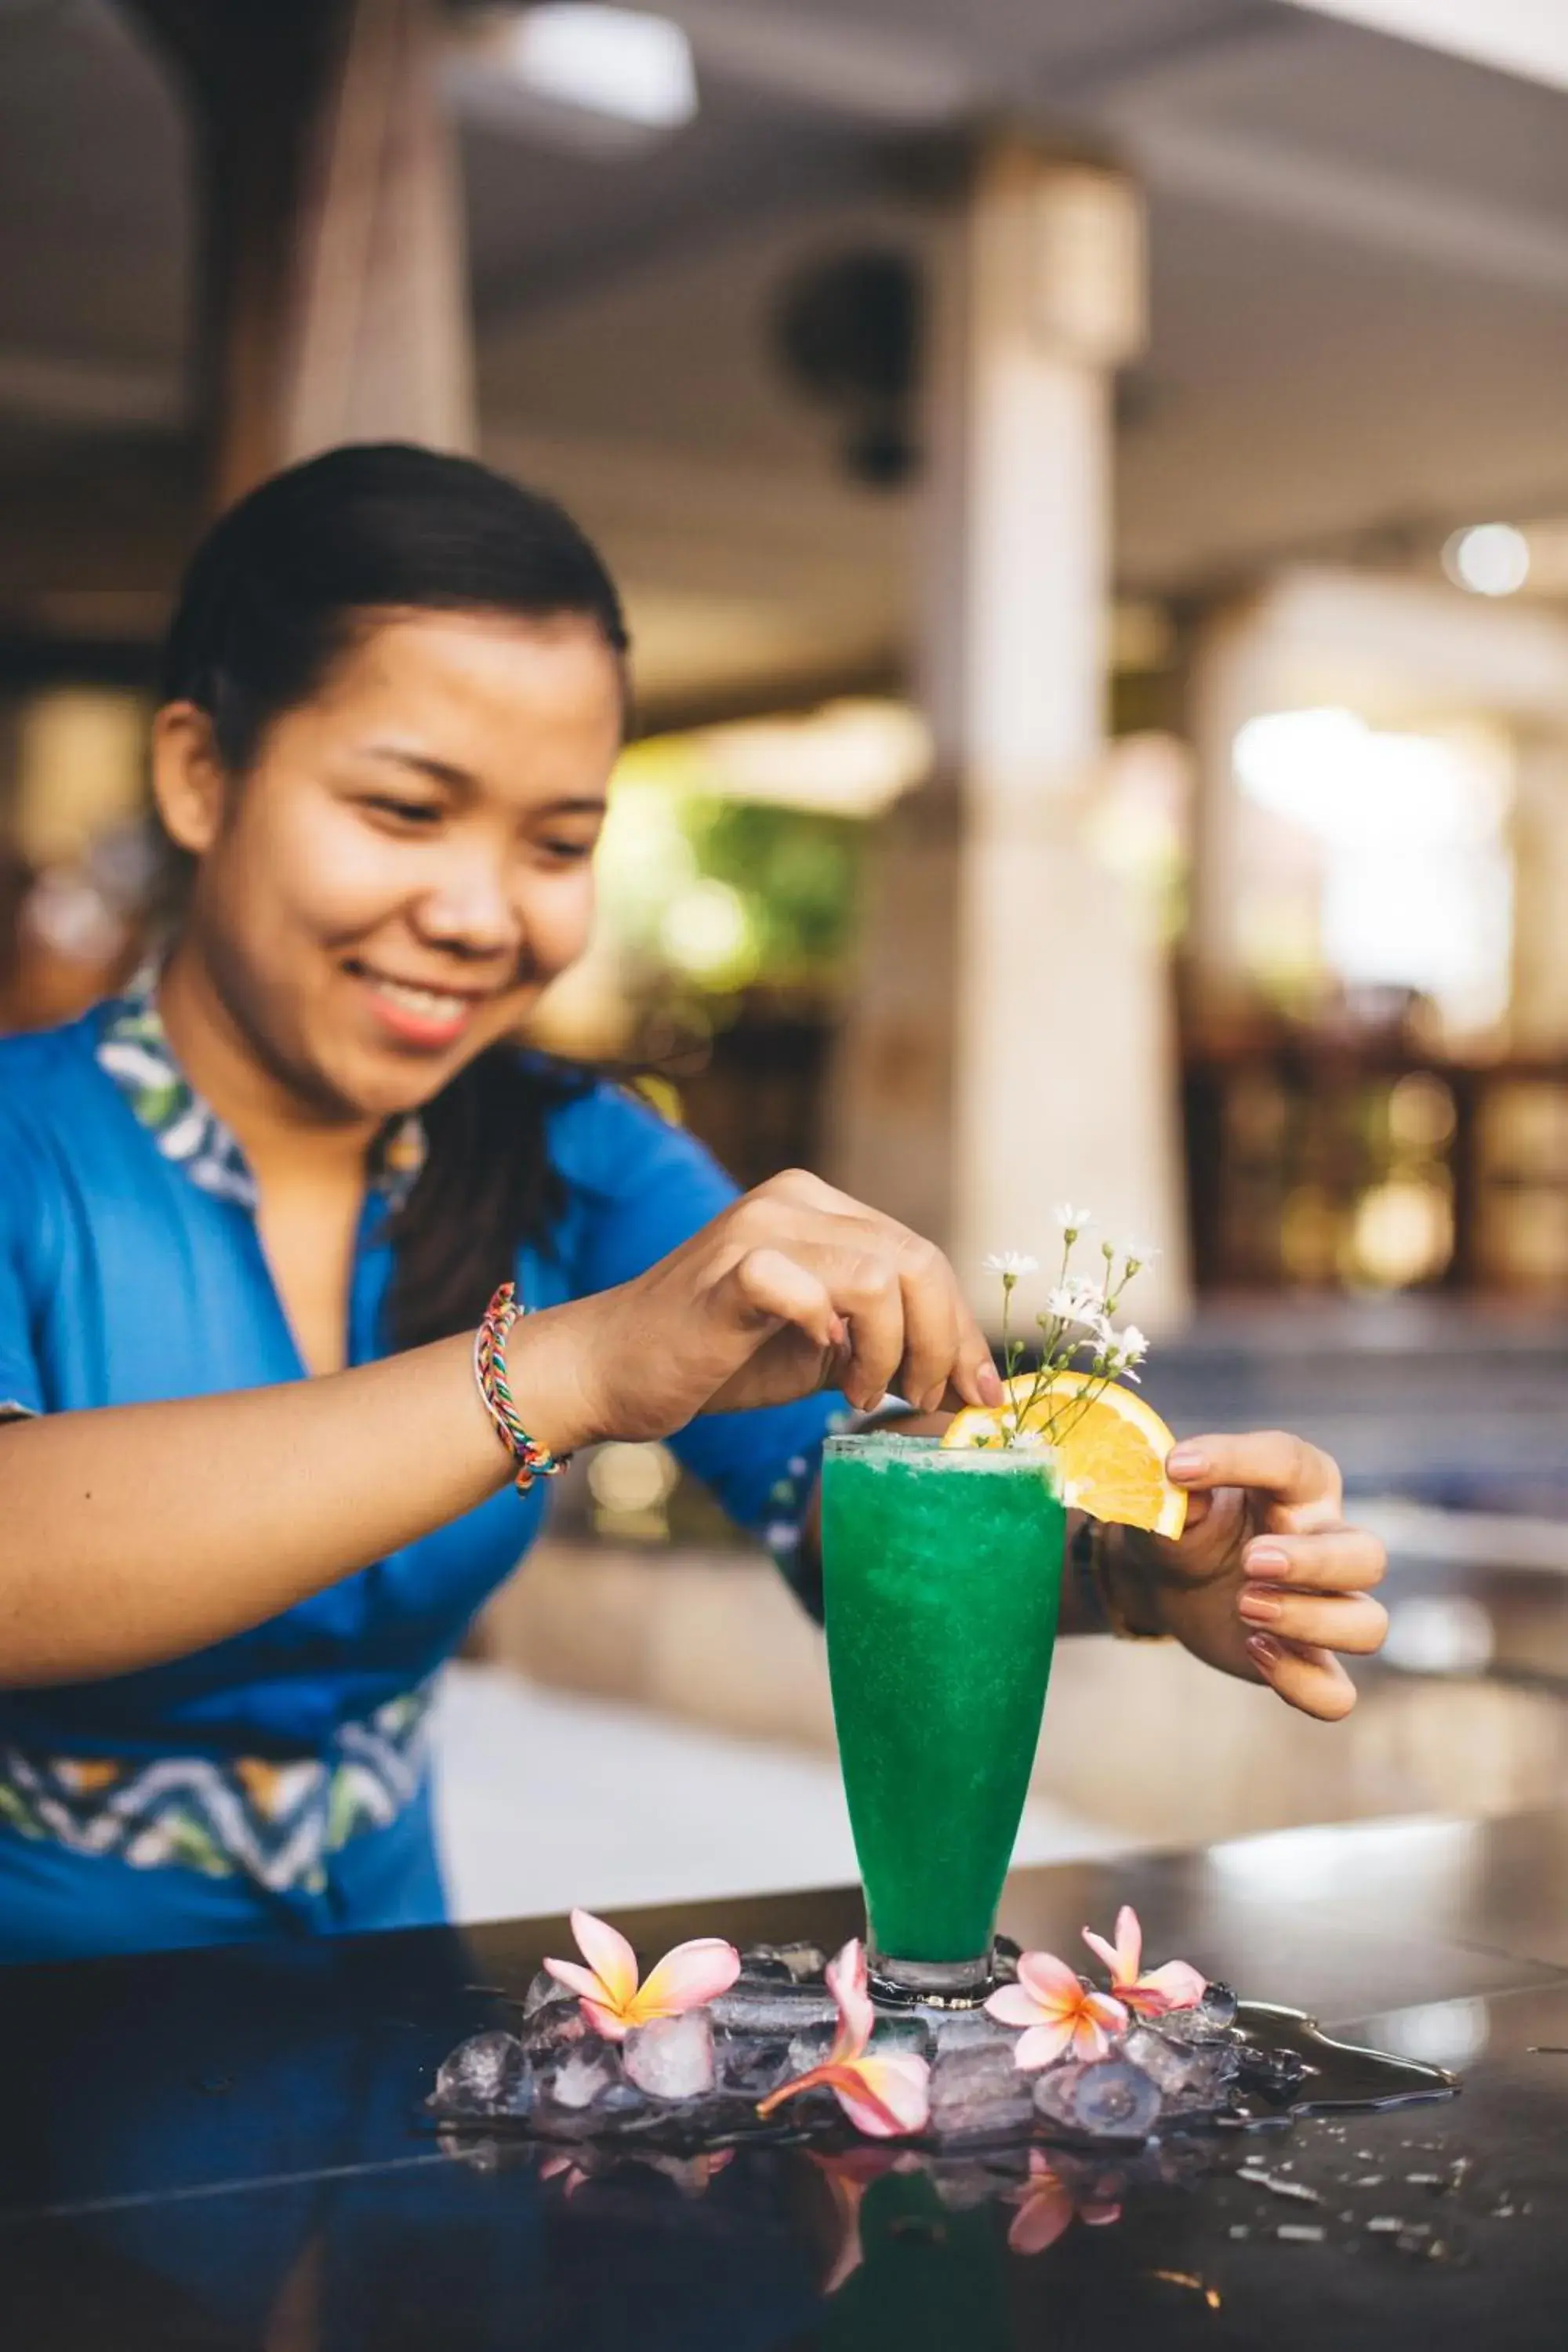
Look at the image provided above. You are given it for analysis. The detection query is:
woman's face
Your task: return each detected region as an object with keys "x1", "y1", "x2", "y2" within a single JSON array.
[{"x1": 162, "y1": 610, "x2": 622, "y2": 1121}]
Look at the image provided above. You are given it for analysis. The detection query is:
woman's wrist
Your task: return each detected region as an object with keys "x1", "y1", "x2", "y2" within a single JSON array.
[
  {"x1": 466, "y1": 1298, "x2": 607, "y2": 1467},
  {"x1": 1073, "y1": 1519, "x2": 1171, "y2": 1642}
]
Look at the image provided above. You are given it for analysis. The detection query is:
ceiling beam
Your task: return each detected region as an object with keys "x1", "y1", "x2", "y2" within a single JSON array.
[{"x1": 1276, "y1": 0, "x2": 1568, "y2": 96}]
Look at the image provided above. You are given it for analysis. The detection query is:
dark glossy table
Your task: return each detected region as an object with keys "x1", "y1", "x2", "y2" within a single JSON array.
[{"x1": 8, "y1": 1808, "x2": 1568, "y2": 2349}]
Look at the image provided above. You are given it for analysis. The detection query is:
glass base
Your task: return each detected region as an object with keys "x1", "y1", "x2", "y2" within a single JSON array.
[{"x1": 866, "y1": 1947, "x2": 994, "y2": 2009}]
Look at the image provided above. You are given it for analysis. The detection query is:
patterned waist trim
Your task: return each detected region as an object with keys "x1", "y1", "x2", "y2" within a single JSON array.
[{"x1": 0, "y1": 1686, "x2": 434, "y2": 1896}]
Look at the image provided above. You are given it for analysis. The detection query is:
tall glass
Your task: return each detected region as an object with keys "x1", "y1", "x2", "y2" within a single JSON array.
[{"x1": 822, "y1": 1433, "x2": 1065, "y2": 1999}]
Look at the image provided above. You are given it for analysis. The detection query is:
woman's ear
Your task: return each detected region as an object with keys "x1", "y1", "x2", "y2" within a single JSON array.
[{"x1": 150, "y1": 702, "x2": 229, "y2": 855}]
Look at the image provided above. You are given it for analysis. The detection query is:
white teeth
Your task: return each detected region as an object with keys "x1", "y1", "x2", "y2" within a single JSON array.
[{"x1": 365, "y1": 976, "x2": 470, "y2": 1020}]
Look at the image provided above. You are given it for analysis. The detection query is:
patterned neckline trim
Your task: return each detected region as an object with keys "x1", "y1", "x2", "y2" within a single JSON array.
[{"x1": 94, "y1": 966, "x2": 426, "y2": 1215}]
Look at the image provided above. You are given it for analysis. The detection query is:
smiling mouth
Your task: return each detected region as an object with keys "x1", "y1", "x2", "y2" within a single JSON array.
[{"x1": 346, "y1": 960, "x2": 503, "y2": 1044}]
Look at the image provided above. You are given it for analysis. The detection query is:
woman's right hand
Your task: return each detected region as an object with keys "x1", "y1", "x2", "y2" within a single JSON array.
[{"x1": 526, "y1": 1168, "x2": 1004, "y2": 1450}]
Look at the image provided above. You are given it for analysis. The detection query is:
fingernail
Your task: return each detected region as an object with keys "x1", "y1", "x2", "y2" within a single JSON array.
[
  {"x1": 977, "y1": 1362, "x2": 1004, "y2": 1405},
  {"x1": 828, "y1": 1316, "x2": 848, "y2": 1349},
  {"x1": 920, "y1": 1385, "x2": 945, "y2": 1414},
  {"x1": 1167, "y1": 1446, "x2": 1207, "y2": 1479},
  {"x1": 1247, "y1": 1632, "x2": 1282, "y2": 1669},
  {"x1": 1246, "y1": 1544, "x2": 1290, "y2": 1575},
  {"x1": 1238, "y1": 1586, "x2": 1281, "y2": 1624}
]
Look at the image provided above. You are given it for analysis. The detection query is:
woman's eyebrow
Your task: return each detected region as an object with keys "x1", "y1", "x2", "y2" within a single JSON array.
[{"x1": 361, "y1": 744, "x2": 472, "y2": 790}]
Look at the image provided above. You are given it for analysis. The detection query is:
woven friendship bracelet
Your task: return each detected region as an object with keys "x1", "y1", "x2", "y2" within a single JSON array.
[{"x1": 474, "y1": 1281, "x2": 571, "y2": 1492}]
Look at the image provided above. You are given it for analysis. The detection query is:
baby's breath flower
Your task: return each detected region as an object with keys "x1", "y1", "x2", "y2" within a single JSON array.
[
  {"x1": 983, "y1": 1251, "x2": 1040, "y2": 1281},
  {"x1": 1044, "y1": 1283, "x2": 1105, "y2": 1329},
  {"x1": 1054, "y1": 1203, "x2": 1093, "y2": 1239},
  {"x1": 1099, "y1": 1325, "x2": 1150, "y2": 1383},
  {"x1": 1123, "y1": 1240, "x2": 1160, "y2": 1272}
]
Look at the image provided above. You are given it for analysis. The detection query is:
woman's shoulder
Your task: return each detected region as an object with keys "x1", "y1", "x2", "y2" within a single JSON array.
[
  {"x1": 542, "y1": 1066, "x2": 713, "y2": 1195},
  {"x1": 0, "y1": 1008, "x2": 108, "y2": 1136}
]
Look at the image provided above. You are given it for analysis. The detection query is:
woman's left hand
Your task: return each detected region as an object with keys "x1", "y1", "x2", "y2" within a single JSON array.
[{"x1": 1108, "y1": 1431, "x2": 1388, "y2": 1722}]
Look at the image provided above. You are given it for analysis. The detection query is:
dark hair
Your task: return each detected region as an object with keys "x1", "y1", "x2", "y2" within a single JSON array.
[{"x1": 159, "y1": 441, "x2": 630, "y2": 1351}]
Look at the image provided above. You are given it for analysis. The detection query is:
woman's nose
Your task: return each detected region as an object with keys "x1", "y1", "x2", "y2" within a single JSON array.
[{"x1": 410, "y1": 858, "x2": 522, "y2": 957}]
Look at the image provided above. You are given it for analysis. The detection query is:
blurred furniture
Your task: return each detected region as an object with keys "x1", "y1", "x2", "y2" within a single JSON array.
[{"x1": 1185, "y1": 1043, "x2": 1568, "y2": 1298}]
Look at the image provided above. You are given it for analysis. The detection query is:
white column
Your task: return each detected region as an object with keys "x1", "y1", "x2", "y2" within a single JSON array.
[
  {"x1": 829, "y1": 143, "x2": 1189, "y2": 1328},
  {"x1": 278, "y1": 0, "x2": 475, "y2": 469}
]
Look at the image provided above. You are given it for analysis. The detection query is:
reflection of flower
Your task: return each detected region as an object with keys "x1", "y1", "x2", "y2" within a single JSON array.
[
  {"x1": 807, "y1": 2144, "x2": 920, "y2": 2293},
  {"x1": 543, "y1": 1907, "x2": 740, "y2": 2042},
  {"x1": 539, "y1": 2151, "x2": 593, "y2": 2198},
  {"x1": 985, "y1": 1951, "x2": 1127, "y2": 2070},
  {"x1": 757, "y1": 1939, "x2": 930, "y2": 2137},
  {"x1": 1082, "y1": 1905, "x2": 1205, "y2": 2019},
  {"x1": 1007, "y1": 2150, "x2": 1123, "y2": 2255}
]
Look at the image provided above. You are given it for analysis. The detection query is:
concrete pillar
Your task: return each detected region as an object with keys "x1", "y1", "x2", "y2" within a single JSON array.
[
  {"x1": 127, "y1": 0, "x2": 474, "y2": 505},
  {"x1": 829, "y1": 143, "x2": 1189, "y2": 1328},
  {"x1": 1186, "y1": 593, "x2": 1272, "y2": 1029}
]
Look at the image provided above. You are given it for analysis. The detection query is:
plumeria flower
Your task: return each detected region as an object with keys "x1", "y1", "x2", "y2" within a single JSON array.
[
  {"x1": 985, "y1": 1950, "x2": 1127, "y2": 2071},
  {"x1": 1007, "y1": 2150, "x2": 1123, "y2": 2256},
  {"x1": 1082, "y1": 1905, "x2": 1206, "y2": 2019},
  {"x1": 757, "y1": 1938, "x2": 930, "y2": 2137},
  {"x1": 1054, "y1": 1203, "x2": 1094, "y2": 1237},
  {"x1": 543, "y1": 1907, "x2": 740, "y2": 2042},
  {"x1": 983, "y1": 1250, "x2": 1040, "y2": 1282}
]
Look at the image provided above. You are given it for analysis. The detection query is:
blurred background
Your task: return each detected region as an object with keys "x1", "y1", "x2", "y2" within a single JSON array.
[{"x1": 4, "y1": 0, "x2": 1568, "y2": 1921}]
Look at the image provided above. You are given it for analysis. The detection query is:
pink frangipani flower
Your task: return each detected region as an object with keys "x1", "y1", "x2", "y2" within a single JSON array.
[
  {"x1": 1007, "y1": 2150, "x2": 1123, "y2": 2256},
  {"x1": 543, "y1": 1907, "x2": 740, "y2": 2042},
  {"x1": 985, "y1": 1950, "x2": 1127, "y2": 2070},
  {"x1": 1081, "y1": 1905, "x2": 1206, "y2": 2019},
  {"x1": 757, "y1": 1938, "x2": 930, "y2": 2138}
]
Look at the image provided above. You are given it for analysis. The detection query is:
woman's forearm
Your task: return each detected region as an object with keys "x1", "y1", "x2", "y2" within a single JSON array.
[{"x1": 0, "y1": 1312, "x2": 596, "y2": 1689}]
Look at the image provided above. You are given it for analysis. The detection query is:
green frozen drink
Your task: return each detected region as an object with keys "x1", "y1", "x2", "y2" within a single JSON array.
[{"x1": 822, "y1": 1432, "x2": 1065, "y2": 1998}]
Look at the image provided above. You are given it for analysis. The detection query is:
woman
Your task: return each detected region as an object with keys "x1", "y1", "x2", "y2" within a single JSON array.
[{"x1": 0, "y1": 445, "x2": 1388, "y2": 1964}]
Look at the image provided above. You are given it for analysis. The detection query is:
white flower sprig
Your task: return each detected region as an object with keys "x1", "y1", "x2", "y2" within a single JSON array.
[{"x1": 981, "y1": 1210, "x2": 1156, "y2": 1450}]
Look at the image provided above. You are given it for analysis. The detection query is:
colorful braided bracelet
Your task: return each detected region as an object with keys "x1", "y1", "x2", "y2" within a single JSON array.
[{"x1": 474, "y1": 1280, "x2": 571, "y2": 1492}]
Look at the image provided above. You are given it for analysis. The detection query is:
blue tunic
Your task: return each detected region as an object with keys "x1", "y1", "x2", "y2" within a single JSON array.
[{"x1": 0, "y1": 989, "x2": 839, "y2": 1959}]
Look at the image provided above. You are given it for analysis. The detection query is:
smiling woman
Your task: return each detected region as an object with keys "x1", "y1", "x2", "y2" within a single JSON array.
[{"x1": 0, "y1": 445, "x2": 1387, "y2": 1966}]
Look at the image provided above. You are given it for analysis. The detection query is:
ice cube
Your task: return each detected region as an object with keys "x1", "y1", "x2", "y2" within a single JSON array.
[
  {"x1": 785, "y1": 2013, "x2": 930, "y2": 2079},
  {"x1": 1123, "y1": 2024, "x2": 1239, "y2": 2114},
  {"x1": 786, "y1": 2022, "x2": 836, "y2": 2075},
  {"x1": 522, "y1": 1968, "x2": 575, "y2": 2020},
  {"x1": 429, "y1": 2031, "x2": 533, "y2": 2119},
  {"x1": 538, "y1": 2048, "x2": 622, "y2": 2125},
  {"x1": 1160, "y1": 1983, "x2": 1237, "y2": 2044},
  {"x1": 519, "y1": 1995, "x2": 593, "y2": 2067},
  {"x1": 713, "y1": 2028, "x2": 795, "y2": 2101},
  {"x1": 622, "y1": 2010, "x2": 717, "y2": 2102},
  {"x1": 710, "y1": 1980, "x2": 837, "y2": 2036},
  {"x1": 1235, "y1": 2042, "x2": 1309, "y2": 2104},
  {"x1": 1033, "y1": 2059, "x2": 1163, "y2": 2142},
  {"x1": 931, "y1": 2010, "x2": 1009, "y2": 2055},
  {"x1": 739, "y1": 1941, "x2": 828, "y2": 1985},
  {"x1": 927, "y1": 2038, "x2": 1034, "y2": 2140}
]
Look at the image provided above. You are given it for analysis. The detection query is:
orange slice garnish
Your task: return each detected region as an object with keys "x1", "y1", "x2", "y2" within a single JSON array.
[{"x1": 943, "y1": 1371, "x2": 1187, "y2": 1538}]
